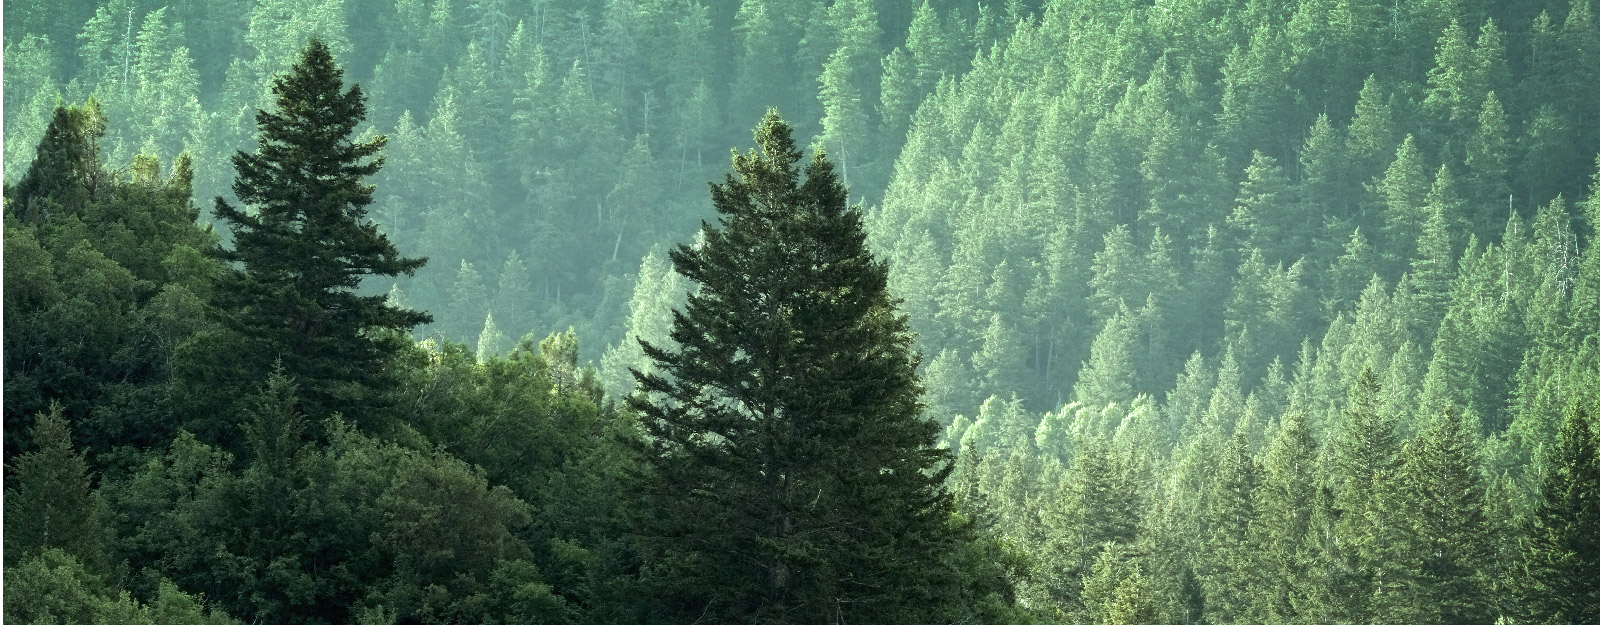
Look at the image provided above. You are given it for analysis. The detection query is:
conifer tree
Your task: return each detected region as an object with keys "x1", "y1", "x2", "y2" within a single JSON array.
[
  {"x1": 1255, "y1": 409, "x2": 1318, "y2": 623},
  {"x1": 1320, "y1": 367, "x2": 1401, "y2": 625},
  {"x1": 3, "y1": 404, "x2": 106, "y2": 572},
  {"x1": 1228, "y1": 151, "x2": 1297, "y2": 264},
  {"x1": 630, "y1": 111, "x2": 968, "y2": 624},
  {"x1": 1519, "y1": 398, "x2": 1600, "y2": 624},
  {"x1": 1375, "y1": 135, "x2": 1430, "y2": 276},
  {"x1": 1464, "y1": 91, "x2": 1511, "y2": 236},
  {"x1": 1410, "y1": 164, "x2": 1462, "y2": 341},
  {"x1": 211, "y1": 39, "x2": 430, "y2": 424},
  {"x1": 1347, "y1": 75, "x2": 1396, "y2": 186},
  {"x1": 10, "y1": 100, "x2": 110, "y2": 222},
  {"x1": 1076, "y1": 307, "x2": 1139, "y2": 409},
  {"x1": 1037, "y1": 431, "x2": 1141, "y2": 609},
  {"x1": 1202, "y1": 430, "x2": 1265, "y2": 625},
  {"x1": 1422, "y1": 19, "x2": 1481, "y2": 151},
  {"x1": 1384, "y1": 407, "x2": 1495, "y2": 625}
]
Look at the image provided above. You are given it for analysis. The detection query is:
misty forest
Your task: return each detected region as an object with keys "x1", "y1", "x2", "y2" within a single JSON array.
[{"x1": 4, "y1": 0, "x2": 1600, "y2": 623}]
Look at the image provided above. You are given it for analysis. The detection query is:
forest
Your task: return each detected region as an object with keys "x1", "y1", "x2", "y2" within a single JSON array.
[{"x1": 4, "y1": 0, "x2": 1600, "y2": 623}]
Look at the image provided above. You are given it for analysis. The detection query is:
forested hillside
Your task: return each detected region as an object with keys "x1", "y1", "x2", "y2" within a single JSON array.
[
  {"x1": 4, "y1": 0, "x2": 1015, "y2": 348},
  {"x1": 6, "y1": 0, "x2": 1600, "y2": 623}
]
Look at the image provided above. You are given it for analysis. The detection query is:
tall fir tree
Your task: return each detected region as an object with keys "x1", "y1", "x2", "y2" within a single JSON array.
[
  {"x1": 210, "y1": 39, "x2": 430, "y2": 427},
  {"x1": 2, "y1": 404, "x2": 106, "y2": 572},
  {"x1": 1382, "y1": 407, "x2": 1495, "y2": 625},
  {"x1": 1255, "y1": 408, "x2": 1319, "y2": 624},
  {"x1": 1518, "y1": 397, "x2": 1600, "y2": 624},
  {"x1": 629, "y1": 111, "x2": 971, "y2": 624},
  {"x1": 1202, "y1": 429, "x2": 1266, "y2": 625}
]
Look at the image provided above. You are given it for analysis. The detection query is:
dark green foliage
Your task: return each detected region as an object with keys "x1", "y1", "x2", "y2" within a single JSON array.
[
  {"x1": 4, "y1": 101, "x2": 222, "y2": 464},
  {"x1": 107, "y1": 373, "x2": 554, "y2": 625},
  {"x1": 3, "y1": 405, "x2": 107, "y2": 572},
  {"x1": 1380, "y1": 407, "x2": 1496, "y2": 625},
  {"x1": 210, "y1": 39, "x2": 430, "y2": 428},
  {"x1": 1519, "y1": 397, "x2": 1600, "y2": 624},
  {"x1": 9, "y1": 101, "x2": 111, "y2": 222},
  {"x1": 8, "y1": 2, "x2": 1600, "y2": 624},
  {"x1": 629, "y1": 111, "x2": 972, "y2": 623},
  {"x1": 1035, "y1": 431, "x2": 1142, "y2": 610},
  {"x1": 1254, "y1": 409, "x2": 1318, "y2": 622}
]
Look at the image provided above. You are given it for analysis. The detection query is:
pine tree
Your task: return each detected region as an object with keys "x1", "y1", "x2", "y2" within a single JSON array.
[
  {"x1": 1410, "y1": 164, "x2": 1462, "y2": 341},
  {"x1": 905, "y1": 0, "x2": 954, "y2": 92},
  {"x1": 1347, "y1": 75, "x2": 1396, "y2": 187},
  {"x1": 971, "y1": 313, "x2": 1027, "y2": 400},
  {"x1": 446, "y1": 259, "x2": 489, "y2": 341},
  {"x1": 1228, "y1": 151, "x2": 1298, "y2": 264},
  {"x1": 629, "y1": 111, "x2": 969, "y2": 623},
  {"x1": 1421, "y1": 19, "x2": 1481, "y2": 153},
  {"x1": 1037, "y1": 431, "x2": 1141, "y2": 609},
  {"x1": 10, "y1": 100, "x2": 111, "y2": 223},
  {"x1": 1374, "y1": 135, "x2": 1430, "y2": 277},
  {"x1": 1326, "y1": 228, "x2": 1380, "y2": 317},
  {"x1": 475, "y1": 312, "x2": 507, "y2": 362},
  {"x1": 1464, "y1": 91, "x2": 1511, "y2": 236},
  {"x1": 1076, "y1": 307, "x2": 1139, "y2": 409},
  {"x1": 1519, "y1": 398, "x2": 1600, "y2": 624},
  {"x1": 879, "y1": 46, "x2": 916, "y2": 150},
  {"x1": 1321, "y1": 367, "x2": 1401, "y2": 625},
  {"x1": 1202, "y1": 429, "x2": 1265, "y2": 625},
  {"x1": 1255, "y1": 409, "x2": 1319, "y2": 623},
  {"x1": 2, "y1": 404, "x2": 106, "y2": 572},
  {"x1": 1384, "y1": 407, "x2": 1495, "y2": 625},
  {"x1": 492, "y1": 250, "x2": 533, "y2": 340},
  {"x1": 818, "y1": 46, "x2": 873, "y2": 191},
  {"x1": 211, "y1": 39, "x2": 430, "y2": 425}
]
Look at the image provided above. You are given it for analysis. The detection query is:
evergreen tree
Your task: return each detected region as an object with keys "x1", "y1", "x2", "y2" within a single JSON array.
[
  {"x1": 1519, "y1": 398, "x2": 1600, "y2": 624},
  {"x1": 879, "y1": 46, "x2": 916, "y2": 150},
  {"x1": 10, "y1": 100, "x2": 111, "y2": 223},
  {"x1": 3, "y1": 404, "x2": 106, "y2": 572},
  {"x1": 629, "y1": 111, "x2": 969, "y2": 624},
  {"x1": 1228, "y1": 150, "x2": 1298, "y2": 265},
  {"x1": 1464, "y1": 91, "x2": 1512, "y2": 236},
  {"x1": 1036, "y1": 431, "x2": 1141, "y2": 610},
  {"x1": 475, "y1": 312, "x2": 507, "y2": 362},
  {"x1": 1201, "y1": 429, "x2": 1265, "y2": 625},
  {"x1": 1255, "y1": 409, "x2": 1319, "y2": 623},
  {"x1": 818, "y1": 46, "x2": 874, "y2": 191},
  {"x1": 1422, "y1": 19, "x2": 1482, "y2": 153},
  {"x1": 1384, "y1": 407, "x2": 1495, "y2": 625},
  {"x1": 972, "y1": 312, "x2": 1027, "y2": 400},
  {"x1": 445, "y1": 259, "x2": 489, "y2": 341},
  {"x1": 1347, "y1": 75, "x2": 1397, "y2": 187},
  {"x1": 1075, "y1": 307, "x2": 1139, "y2": 409},
  {"x1": 1410, "y1": 164, "x2": 1462, "y2": 341},
  {"x1": 210, "y1": 39, "x2": 430, "y2": 425},
  {"x1": 1374, "y1": 134, "x2": 1430, "y2": 277},
  {"x1": 1319, "y1": 367, "x2": 1402, "y2": 625},
  {"x1": 492, "y1": 250, "x2": 533, "y2": 340}
]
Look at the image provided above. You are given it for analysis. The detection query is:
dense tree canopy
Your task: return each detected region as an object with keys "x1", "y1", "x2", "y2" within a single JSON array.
[{"x1": 6, "y1": 1, "x2": 1600, "y2": 624}]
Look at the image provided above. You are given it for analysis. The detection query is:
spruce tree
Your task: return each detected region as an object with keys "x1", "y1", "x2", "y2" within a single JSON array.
[
  {"x1": 1255, "y1": 409, "x2": 1319, "y2": 623},
  {"x1": 1519, "y1": 398, "x2": 1600, "y2": 624},
  {"x1": 1202, "y1": 430, "x2": 1265, "y2": 625},
  {"x1": 1385, "y1": 407, "x2": 1495, "y2": 625},
  {"x1": 2, "y1": 404, "x2": 105, "y2": 572},
  {"x1": 211, "y1": 39, "x2": 429, "y2": 424},
  {"x1": 9, "y1": 100, "x2": 110, "y2": 222},
  {"x1": 629, "y1": 111, "x2": 967, "y2": 624}
]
